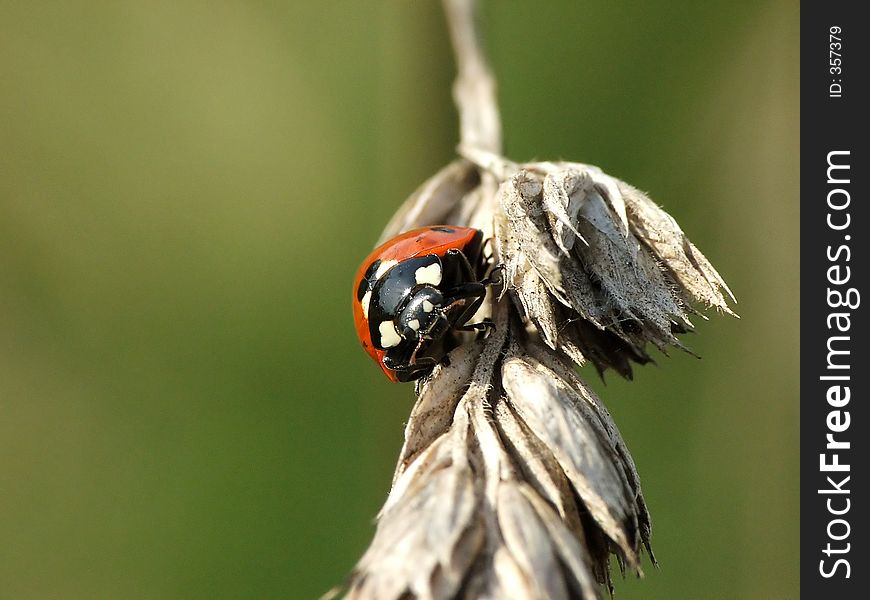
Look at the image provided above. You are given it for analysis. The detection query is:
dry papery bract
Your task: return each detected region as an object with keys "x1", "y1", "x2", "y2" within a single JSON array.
[{"x1": 343, "y1": 156, "x2": 734, "y2": 600}]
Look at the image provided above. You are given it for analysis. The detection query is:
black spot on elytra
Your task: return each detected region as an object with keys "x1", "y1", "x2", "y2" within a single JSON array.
[{"x1": 431, "y1": 226, "x2": 455, "y2": 233}]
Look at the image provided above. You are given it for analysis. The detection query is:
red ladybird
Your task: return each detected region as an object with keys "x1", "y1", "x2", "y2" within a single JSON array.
[{"x1": 352, "y1": 225, "x2": 492, "y2": 382}]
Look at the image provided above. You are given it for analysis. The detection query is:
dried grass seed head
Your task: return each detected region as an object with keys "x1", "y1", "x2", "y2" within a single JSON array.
[{"x1": 343, "y1": 152, "x2": 735, "y2": 600}]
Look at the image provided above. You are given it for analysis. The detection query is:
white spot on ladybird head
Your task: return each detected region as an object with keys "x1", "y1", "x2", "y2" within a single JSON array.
[
  {"x1": 407, "y1": 319, "x2": 420, "y2": 331},
  {"x1": 379, "y1": 320, "x2": 401, "y2": 348},
  {"x1": 415, "y1": 262, "x2": 442, "y2": 286},
  {"x1": 422, "y1": 300, "x2": 434, "y2": 313},
  {"x1": 360, "y1": 290, "x2": 372, "y2": 319},
  {"x1": 374, "y1": 259, "x2": 398, "y2": 280}
]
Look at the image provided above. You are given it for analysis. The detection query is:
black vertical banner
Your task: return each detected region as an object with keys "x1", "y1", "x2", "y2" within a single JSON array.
[{"x1": 802, "y1": 2, "x2": 868, "y2": 597}]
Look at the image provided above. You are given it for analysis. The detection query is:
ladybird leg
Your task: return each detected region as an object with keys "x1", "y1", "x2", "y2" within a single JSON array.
[
  {"x1": 392, "y1": 357, "x2": 439, "y2": 382},
  {"x1": 384, "y1": 340, "x2": 439, "y2": 370},
  {"x1": 479, "y1": 264, "x2": 505, "y2": 288},
  {"x1": 442, "y1": 282, "x2": 487, "y2": 329},
  {"x1": 481, "y1": 236, "x2": 495, "y2": 262},
  {"x1": 382, "y1": 346, "x2": 436, "y2": 379},
  {"x1": 446, "y1": 248, "x2": 503, "y2": 294},
  {"x1": 411, "y1": 353, "x2": 438, "y2": 369},
  {"x1": 395, "y1": 364, "x2": 434, "y2": 382},
  {"x1": 445, "y1": 248, "x2": 478, "y2": 282},
  {"x1": 385, "y1": 360, "x2": 433, "y2": 382},
  {"x1": 455, "y1": 318, "x2": 495, "y2": 334},
  {"x1": 391, "y1": 358, "x2": 437, "y2": 376}
]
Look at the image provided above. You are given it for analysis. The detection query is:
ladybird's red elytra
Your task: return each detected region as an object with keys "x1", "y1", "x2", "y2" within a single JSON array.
[{"x1": 352, "y1": 225, "x2": 490, "y2": 382}]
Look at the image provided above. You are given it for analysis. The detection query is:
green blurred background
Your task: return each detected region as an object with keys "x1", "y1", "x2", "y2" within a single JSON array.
[{"x1": 1, "y1": 1, "x2": 798, "y2": 598}]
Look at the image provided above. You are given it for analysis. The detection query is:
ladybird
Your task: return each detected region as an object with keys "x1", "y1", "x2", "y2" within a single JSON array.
[{"x1": 352, "y1": 225, "x2": 492, "y2": 382}]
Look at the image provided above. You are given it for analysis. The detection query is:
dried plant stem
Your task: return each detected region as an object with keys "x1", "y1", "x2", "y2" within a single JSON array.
[{"x1": 443, "y1": 0, "x2": 502, "y2": 155}]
